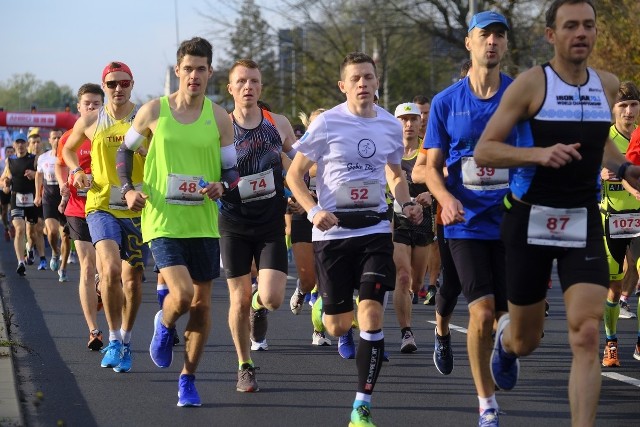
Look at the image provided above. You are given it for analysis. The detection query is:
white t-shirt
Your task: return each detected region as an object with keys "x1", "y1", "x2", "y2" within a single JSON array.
[
  {"x1": 36, "y1": 150, "x2": 58, "y2": 186},
  {"x1": 297, "y1": 102, "x2": 403, "y2": 241}
]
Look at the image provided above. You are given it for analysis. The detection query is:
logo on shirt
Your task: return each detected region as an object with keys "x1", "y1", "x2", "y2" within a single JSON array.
[{"x1": 358, "y1": 139, "x2": 376, "y2": 158}]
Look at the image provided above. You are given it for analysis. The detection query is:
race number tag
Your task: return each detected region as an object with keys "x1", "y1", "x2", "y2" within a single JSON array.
[
  {"x1": 165, "y1": 174, "x2": 204, "y2": 205},
  {"x1": 336, "y1": 180, "x2": 380, "y2": 211},
  {"x1": 238, "y1": 169, "x2": 276, "y2": 202},
  {"x1": 77, "y1": 174, "x2": 92, "y2": 197},
  {"x1": 44, "y1": 172, "x2": 57, "y2": 186},
  {"x1": 15, "y1": 192, "x2": 34, "y2": 207},
  {"x1": 461, "y1": 157, "x2": 509, "y2": 190},
  {"x1": 109, "y1": 183, "x2": 142, "y2": 210},
  {"x1": 527, "y1": 205, "x2": 587, "y2": 248},
  {"x1": 608, "y1": 212, "x2": 640, "y2": 239}
]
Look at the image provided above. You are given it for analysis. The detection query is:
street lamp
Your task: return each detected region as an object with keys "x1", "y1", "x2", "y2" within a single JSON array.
[{"x1": 352, "y1": 18, "x2": 366, "y2": 53}]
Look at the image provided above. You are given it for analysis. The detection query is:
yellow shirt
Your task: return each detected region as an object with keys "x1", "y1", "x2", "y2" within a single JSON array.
[{"x1": 86, "y1": 105, "x2": 146, "y2": 218}]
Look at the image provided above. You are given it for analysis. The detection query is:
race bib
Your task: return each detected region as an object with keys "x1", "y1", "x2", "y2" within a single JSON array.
[
  {"x1": 109, "y1": 183, "x2": 142, "y2": 210},
  {"x1": 165, "y1": 174, "x2": 204, "y2": 205},
  {"x1": 527, "y1": 205, "x2": 587, "y2": 248},
  {"x1": 15, "y1": 192, "x2": 34, "y2": 208},
  {"x1": 238, "y1": 169, "x2": 276, "y2": 202},
  {"x1": 608, "y1": 212, "x2": 640, "y2": 239},
  {"x1": 77, "y1": 174, "x2": 92, "y2": 198},
  {"x1": 336, "y1": 180, "x2": 380, "y2": 211},
  {"x1": 44, "y1": 172, "x2": 57, "y2": 186},
  {"x1": 461, "y1": 157, "x2": 509, "y2": 190}
]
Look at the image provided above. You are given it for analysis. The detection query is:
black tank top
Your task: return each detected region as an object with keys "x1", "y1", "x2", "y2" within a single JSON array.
[{"x1": 8, "y1": 154, "x2": 36, "y2": 195}]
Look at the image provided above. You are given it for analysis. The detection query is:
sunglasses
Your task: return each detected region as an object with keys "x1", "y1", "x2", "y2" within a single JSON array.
[{"x1": 105, "y1": 79, "x2": 132, "y2": 89}]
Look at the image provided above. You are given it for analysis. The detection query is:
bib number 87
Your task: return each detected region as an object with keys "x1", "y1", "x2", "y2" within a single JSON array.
[{"x1": 547, "y1": 216, "x2": 570, "y2": 231}]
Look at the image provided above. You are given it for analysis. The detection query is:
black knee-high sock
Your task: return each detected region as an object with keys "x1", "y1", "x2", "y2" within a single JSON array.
[{"x1": 356, "y1": 329, "x2": 384, "y2": 395}]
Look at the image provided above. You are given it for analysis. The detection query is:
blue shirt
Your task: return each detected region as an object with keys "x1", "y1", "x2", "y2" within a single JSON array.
[{"x1": 423, "y1": 74, "x2": 516, "y2": 239}]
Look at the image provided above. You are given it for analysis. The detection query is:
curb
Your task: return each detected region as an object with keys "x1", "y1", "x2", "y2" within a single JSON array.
[{"x1": 0, "y1": 274, "x2": 24, "y2": 426}]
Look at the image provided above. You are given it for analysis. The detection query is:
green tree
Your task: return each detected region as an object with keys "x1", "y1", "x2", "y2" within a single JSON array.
[{"x1": 0, "y1": 73, "x2": 75, "y2": 112}]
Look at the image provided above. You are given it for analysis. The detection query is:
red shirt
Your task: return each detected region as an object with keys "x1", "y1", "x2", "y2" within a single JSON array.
[
  {"x1": 627, "y1": 127, "x2": 640, "y2": 165},
  {"x1": 57, "y1": 129, "x2": 91, "y2": 218}
]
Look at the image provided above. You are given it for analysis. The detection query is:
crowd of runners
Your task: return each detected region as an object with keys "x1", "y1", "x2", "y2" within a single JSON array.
[{"x1": 1, "y1": 1, "x2": 640, "y2": 426}]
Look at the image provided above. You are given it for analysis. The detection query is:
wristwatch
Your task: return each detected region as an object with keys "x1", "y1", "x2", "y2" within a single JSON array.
[
  {"x1": 401, "y1": 201, "x2": 417, "y2": 210},
  {"x1": 70, "y1": 166, "x2": 84, "y2": 175}
]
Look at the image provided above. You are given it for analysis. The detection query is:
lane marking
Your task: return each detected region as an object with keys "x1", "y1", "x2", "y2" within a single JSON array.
[{"x1": 427, "y1": 320, "x2": 467, "y2": 334}]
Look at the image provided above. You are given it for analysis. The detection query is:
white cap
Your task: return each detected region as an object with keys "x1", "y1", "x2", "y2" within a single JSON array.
[{"x1": 394, "y1": 102, "x2": 421, "y2": 118}]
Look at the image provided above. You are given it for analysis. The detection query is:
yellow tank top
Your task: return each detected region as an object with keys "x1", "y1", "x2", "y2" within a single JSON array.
[
  {"x1": 86, "y1": 105, "x2": 147, "y2": 218},
  {"x1": 601, "y1": 125, "x2": 640, "y2": 213}
]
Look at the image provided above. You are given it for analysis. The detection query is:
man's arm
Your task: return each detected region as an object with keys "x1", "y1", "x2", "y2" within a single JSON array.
[
  {"x1": 425, "y1": 147, "x2": 464, "y2": 225},
  {"x1": 274, "y1": 113, "x2": 298, "y2": 156},
  {"x1": 411, "y1": 149, "x2": 427, "y2": 184},
  {"x1": 62, "y1": 113, "x2": 97, "y2": 189},
  {"x1": 34, "y1": 170, "x2": 43, "y2": 207},
  {"x1": 386, "y1": 163, "x2": 422, "y2": 224}
]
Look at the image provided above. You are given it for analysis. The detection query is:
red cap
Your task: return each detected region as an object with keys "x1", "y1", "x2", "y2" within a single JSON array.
[{"x1": 101, "y1": 61, "x2": 133, "y2": 81}]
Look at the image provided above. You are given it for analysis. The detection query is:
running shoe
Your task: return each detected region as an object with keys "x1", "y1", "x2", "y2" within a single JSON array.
[
  {"x1": 16, "y1": 262, "x2": 26, "y2": 276},
  {"x1": 149, "y1": 310, "x2": 175, "y2": 368},
  {"x1": 312, "y1": 331, "x2": 331, "y2": 346},
  {"x1": 114, "y1": 343, "x2": 132, "y2": 373},
  {"x1": 178, "y1": 374, "x2": 201, "y2": 407},
  {"x1": 478, "y1": 408, "x2": 499, "y2": 427},
  {"x1": 490, "y1": 314, "x2": 520, "y2": 390},
  {"x1": 619, "y1": 300, "x2": 637, "y2": 319},
  {"x1": 635, "y1": 284, "x2": 640, "y2": 297},
  {"x1": 602, "y1": 340, "x2": 620, "y2": 367},
  {"x1": 68, "y1": 251, "x2": 77, "y2": 264},
  {"x1": 349, "y1": 405, "x2": 376, "y2": 427},
  {"x1": 400, "y1": 330, "x2": 418, "y2": 353},
  {"x1": 338, "y1": 327, "x2": 356, "y2": 359},
  {"x1": 37, "y1": 259, "x2": 47, "y2": 270},
  {"x1": 424, "y1": 285, "x2": 437, "y2": 305},
  {"x1": 236, "y1": 364, "x2": 259, "y2": 392},
  {"x1": 100, "y1": 340, "x2": 123, "y2": 368},
  {"x1": 58, "y1": 269, "x2": 68, "y2": 283},
  {"x1": 309, "y1": 289, "x2": 319, "y2": 307},
  {"x1": 290, "y1": 287, "x2": 306, "y2": 315},
  {"x1": 411, "y1": 292, "x2": 418, "y2": 304},
  {"x1": 433, "y1": 327, "x2": 454, "y2": 375},
  {"x1": 634, "y1": 343, "x2": 640, "y2": 361},
  {"x1": 417, "y1": 286, "x2": 427, "y2": 299},
  {"x1": 174, "y1": 333, "x2": 180, "y2": 346},
  {"x1": 87, "y1": 329, "x2": 103, "y2": 351},
  {"x1": 383, "y1": 351, "x2": 390, "y2": 362},
  {"x1": 27, "y1": 249, "x2": 34, "y2": 265},
  {"x1": 50, "y1": 256, "x2": 60, "y2": 272},
  {"x1": 250, "y1": 306, "x2": 268, "y2": 350},
  {"x1": 544, "y1": 299, "x2": 550, "y2": 317}
]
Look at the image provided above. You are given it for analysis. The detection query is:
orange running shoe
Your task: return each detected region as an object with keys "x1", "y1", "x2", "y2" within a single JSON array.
[{"x1": 602, "y1": 340, "x2": 620, "y2": 367}]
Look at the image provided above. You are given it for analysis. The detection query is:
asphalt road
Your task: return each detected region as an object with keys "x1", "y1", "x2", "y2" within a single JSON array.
[{"x1": 0, "y1": 239, "x2": 639, "y2": 427}]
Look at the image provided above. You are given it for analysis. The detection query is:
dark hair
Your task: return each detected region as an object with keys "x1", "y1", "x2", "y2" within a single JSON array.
[
  {"x1": 459, "y1": 59, "x2": 472, "y2": 79},
  {"x1": 340, "y1": 52, "x2": 376, "y2": 79},
  {"x1": 229, "y1": 59, "x2": 260, "y2": 80},
  {"x1": 545, "y1": 0, "x2": 596, "y2": 28},
  {"x1": 413, "y1": 95, "x2": 430, "y2": 105},
  {"x1": 616, "y1": 81, "x2": 640, "y2": 104},
  {"x1": 77, "y1": 83, "x2": 105, "y2": 102},
  {"x1": 177, "y1": 37, "x2": 213, "y2": 66}
]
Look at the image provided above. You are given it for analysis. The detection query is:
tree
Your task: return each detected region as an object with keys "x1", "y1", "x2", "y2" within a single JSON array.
[{"x1": 0, "y1": 73, "x2": 75, "y2": 112}]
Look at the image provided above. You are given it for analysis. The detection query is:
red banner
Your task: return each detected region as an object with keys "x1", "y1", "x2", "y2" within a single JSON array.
[{"x1": 0, "y1": 111, "x2": 78, "y2": 130}]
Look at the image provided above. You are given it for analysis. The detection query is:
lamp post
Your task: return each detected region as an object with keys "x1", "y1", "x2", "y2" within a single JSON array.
[{"x1": 352, "y1": 18, "x2": 366, "y2": 53}]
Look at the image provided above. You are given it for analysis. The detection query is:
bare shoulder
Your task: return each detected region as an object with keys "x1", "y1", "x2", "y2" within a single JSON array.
[
  {"x1": 503, "y1": 66, "x2": 545, "y2": 118},
  {"x1": 271, "y1": 111, "x2": 293, "y2": 130},
  {"x1": 593, "y1": 68, "x2": 620, "y2": 101},
  {"x1": 212, "y1": 102, "x2": 231, "y2": 121}
]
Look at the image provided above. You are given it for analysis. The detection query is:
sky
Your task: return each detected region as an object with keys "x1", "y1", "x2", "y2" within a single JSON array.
[{"x1": 0, "y1": 0, "x2": 285, "y2": 103}]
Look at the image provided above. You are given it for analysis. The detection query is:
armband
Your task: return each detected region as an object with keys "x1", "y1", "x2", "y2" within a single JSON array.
[
  {"x1": 307, "y1": 205, "x2": 322, "y2": 223},
  {"x1": 617, "y1": 161, "x2": 632, "y2": 181},
  {"x1": 123, "y1": 126, "x2": 145, "y2": 151},
  {"x1": 221, "y1": 145, "x2": 237, "y2": 169}
]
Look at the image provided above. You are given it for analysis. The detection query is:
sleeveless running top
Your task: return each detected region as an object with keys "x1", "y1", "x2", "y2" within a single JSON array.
[
  {"x1": 36, "y1": 150, "x2": 59, "y2": 199},
  {"x1": 600, "y1": 125, "x2": 640, "y2": 213},
  {"x1": 220, "y1": 109, "x2": 286, "y2": 225},
  {"x1": 86, "y1": 105, "x2": 146, "y2": 218},
  {"x1": 395, "y1": 147, "x2": 431, "y2": 232},
  {"x1": 141, "y1": 96, "x2": 221, "y2": 241},
  {"x1": 8, "y1": 154, "x2": 36, "y2": 194},
  {"x1": 511, "y1": 63, "x2": 611, "y2": 208}
]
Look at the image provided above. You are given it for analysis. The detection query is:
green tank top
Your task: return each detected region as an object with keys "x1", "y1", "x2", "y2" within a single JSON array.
[
  {"x1": 601, "y1": 125, "x2": 640, "y2": 213},
  {"x1": 141, "y1": 96, "x2": 222, "y2": 241}
]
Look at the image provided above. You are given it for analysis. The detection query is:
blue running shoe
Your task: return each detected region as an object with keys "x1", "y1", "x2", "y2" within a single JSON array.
[
  {"x1": 433, "y1": 327, "x2": 454, "y2": 375},
  {"x1": 149, "y1": 310, "x2": 175, "y2": 368},
  {"x1": 50, "y1": 256, "x2": 60, "y2": 272},
  {"x1": 338, "y1": 327, "x2": 356, "y2": 359},
  {"x1": 38, "y1": 259, "x2": 47, "y2": 271},
  {"x1": 490, "y1": 314, "x2": 519, "y2": 390},
  {"x1": 478, "y1": 408, "x2": 499, "y2": 427},
  {"x1": 114, "y1": 343, "x2": 132, "y2": 373},
  {"x1": 177, "y1": 374, "x2": 201, "y2": 407},
  {"x1": 100, "y1": 340, "x2": 123, "y2": 368}
]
